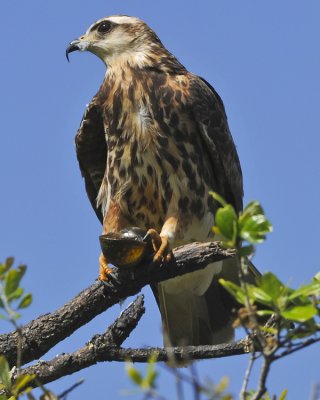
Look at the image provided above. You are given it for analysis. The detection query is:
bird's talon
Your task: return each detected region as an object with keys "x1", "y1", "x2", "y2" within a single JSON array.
[
  {"x1": 153, "y1": 254, "x2": 163, "y2": 264},
  {"x1": 146, "y1": 229, "x2": 162, "y2": 253},
  {"x1": 101, "y1": 280, "x2": 114, "y2": 289},
  {"x1": 99, "y1": 254, "x2": 113, "y2": 281},
  {"x1": 108, "y1": 272, "x2": 121, "y2": 285},
  {"x1": 146, "y1": 229, "x2": 171, "y2": 263}
]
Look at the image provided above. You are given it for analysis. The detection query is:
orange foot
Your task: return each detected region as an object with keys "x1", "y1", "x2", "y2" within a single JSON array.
[
  {"x1": 146, "y1": 229, "x2": 173, "y2": 263},
  {"x1": 99, "y1": 253, "x2": 113, "y2": 281}
]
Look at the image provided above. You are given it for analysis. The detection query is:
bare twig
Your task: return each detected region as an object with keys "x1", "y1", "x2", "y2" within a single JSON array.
[
  {"x1": 161, "y1": 363, "x2": 205, "y2": 399},
  {"x1": 58, "y1": 379, "x2": 84, "y2": 399},
  {"x1": 275, "y1": 336, "x2": 320, "y2": 360},
  {"x1": 240, "y1": 352, "x2": 255, "y2": 400},
  {"x1": 189, "y1": 363, "x2": 201, "y2": 400},
  {"x1": 251, "y1": 356, "x2": 272, "y2": 400},
  {"x1": 173, "y1": 368, "x2": 184, "y2": 400}
]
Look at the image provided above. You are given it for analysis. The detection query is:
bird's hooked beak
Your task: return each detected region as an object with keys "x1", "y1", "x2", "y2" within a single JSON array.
[{"x1": 66, "y1": 38, "x2": 90, "y2": 62}]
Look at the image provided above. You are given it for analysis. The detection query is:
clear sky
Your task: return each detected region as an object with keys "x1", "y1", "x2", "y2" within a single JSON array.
[{"x1": 1, "y1": 0, "x2": 319, "y2": 398}]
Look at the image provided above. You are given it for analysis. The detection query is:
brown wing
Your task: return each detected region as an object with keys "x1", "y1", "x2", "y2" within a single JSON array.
[
  {"x1": 190, "y1": 75, "x2": 243, "y2": 213},
  {"x1": 75, "y1": 95, "x2": 107, "y2": 223}
]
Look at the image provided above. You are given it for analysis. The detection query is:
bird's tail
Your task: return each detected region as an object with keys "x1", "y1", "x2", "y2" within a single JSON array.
[{"x1": 157, "y1": 257, "x2": 260, "y2": 351}]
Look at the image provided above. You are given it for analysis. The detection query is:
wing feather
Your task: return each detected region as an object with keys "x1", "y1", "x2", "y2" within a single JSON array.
[
  {"x1": 190, "y1": 75, "x2": 243, "y2": 213},
  {"x1": 75, "y1": 95, "x2": 107, "y2": 223}
]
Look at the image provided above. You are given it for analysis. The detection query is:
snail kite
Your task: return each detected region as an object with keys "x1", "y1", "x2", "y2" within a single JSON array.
[{"x1": 66, "y1": 15, "x2": 259, "y2": 347}]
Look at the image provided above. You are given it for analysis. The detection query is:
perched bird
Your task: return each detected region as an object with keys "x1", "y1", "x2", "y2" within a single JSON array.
[{"x1": 66, "y1": 15, "x2": 258, "y2": 347}]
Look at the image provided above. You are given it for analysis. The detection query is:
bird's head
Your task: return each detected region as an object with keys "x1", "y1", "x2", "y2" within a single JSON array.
[{"x1": 66, "y1": 15, "x2": 163, "y2": 67}]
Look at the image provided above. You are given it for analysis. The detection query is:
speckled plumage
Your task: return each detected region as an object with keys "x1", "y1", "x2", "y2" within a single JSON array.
[
  {"x1": 70, "y1": 15, "x2": 252, "y2": 347},
  {"x1": 76, "y1": 55, "x2": 242, "y2": 237}
]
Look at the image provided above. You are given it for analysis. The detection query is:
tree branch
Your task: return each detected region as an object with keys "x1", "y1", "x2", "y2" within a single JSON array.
[
  {"x1": 0, "y1": 241, "x2": 235, "y2": 367},
  {"x1": 22, "y1": 339, "x2": 250, "y2": 386},
  {"x1": 14, "y1": 295, "x2": 145, "y2": 386},
  {"x1": 274, "y1": 335, "x2": 320, "y2": 360},
  {"x1": 251, "y1": 356, "x2": 272, "y2": 400},
  {"x1": 240, "y1": 352, "x2": 255, "y2": 400},
  {"x1": 57, "y1": 379, "x2": 84, "y2": 400}
]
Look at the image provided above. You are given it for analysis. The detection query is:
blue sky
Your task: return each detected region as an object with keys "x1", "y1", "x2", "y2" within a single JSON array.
[{"x1": 1, "y1": 0, "x2": 319, "y2": 398}]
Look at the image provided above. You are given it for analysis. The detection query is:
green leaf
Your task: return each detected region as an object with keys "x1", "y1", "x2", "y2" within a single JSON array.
[
  {"x1": 7, "y1": 288, "x2": 24, "y2": 302},
  {"x1": 4, "y1": 266, "x2": 26, "y2": 297},
  {"x1": 143, "y1": 353, "x2": 158, "y2": 389},
  {"x1": 0, "y1": 355, "x2": 11, "y2": 390},
  {"x1": 0, "y1": 258, "x2": 14, "y2": 277},
  {"x1": 215, "y1": 205, "x2": 238, "y2": 242},
  {"x1": 288, "y1": 281, "x2": 320, "y2": 300},
  {"x1": 219, "y1": 279, "x2": 247, "y2": 305},
  {"x1": 281, "y1": 305, "x2": 317, "y2": 322},
  {"x1": 18, "y1": 294, "x2": 32, "y2": 309},
  {"x1": 314, "y1": 272, "x2": 320, "y2": 282},
  {"x1": 147, "y1": 352, "x2": 158, "y2": 365},
  {"x1": 215, "y1": 376, "x2": 229, "y2": 393},
  {"x1": 126, "y1": 363, "x2": 143, "y2": 386},
  {"x1": 259, "y1": 273, "x2": 285, "y2": 301},
  {"x1": 5, "y1": 258, "x2": 14, "y2": 270},
  {"x1": 239, "y1": 214, "x2": 272, "y2": 244},
  {"x1": 12, "y1": 374, "x2": 36, "y2": 394},
  {"x1": 249, "y1": 286, "x2": 274, "y2": 307},
  {"x1": 279, "y1": 388, "x2": 288, "y2": 400},
  {"x1": 256, "y1": 309, "x2": 274, "y2": 317},
  {"x1": 13, "y1": 313, "x2": 21, "y2": 321},
  {"x1": 209, "y1": 192, "x2": 227, "y2": 207},
  {"x1": 239, "y1": 201, "x2": 264, "y2": 222},
  {"x1": 260, "y1": 325, "x2": 278, "y2": 335},
  {"x1": 142, "y1": 370, "x2": 158, "y2": 390},
  {"x1": 0, "y1": 390, "x2": 8, "y2": 400}
]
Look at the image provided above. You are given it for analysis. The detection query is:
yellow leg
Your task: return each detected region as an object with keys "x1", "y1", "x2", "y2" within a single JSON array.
[
  {"x1": 99, "y1": 253, "x2": 113, "y2": 281},
  {"x1": 146, "y1": 229, "x2": 173, "y2": 263}
]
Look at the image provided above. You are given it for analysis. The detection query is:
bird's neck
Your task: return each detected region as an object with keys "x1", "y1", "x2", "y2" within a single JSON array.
[{"x1": 105, "y1": 45, "x2": 187, "y2": 77}]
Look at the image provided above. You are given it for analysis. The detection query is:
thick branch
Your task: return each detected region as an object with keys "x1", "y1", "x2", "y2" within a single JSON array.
[
  {"x1": 0, "y1": 241, "x2": 235, "y2": 367},
  {"x1": 15, "y1": 295, "x2": 145, "y2": 386},
  {"x1": 22, "y1": 340, "x2": 249, "y2": 386}
]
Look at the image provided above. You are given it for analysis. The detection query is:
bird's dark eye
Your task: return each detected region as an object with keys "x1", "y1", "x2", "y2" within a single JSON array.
[{"x1": 98, "y1": 21, "x2": 112, "y2": 33}]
